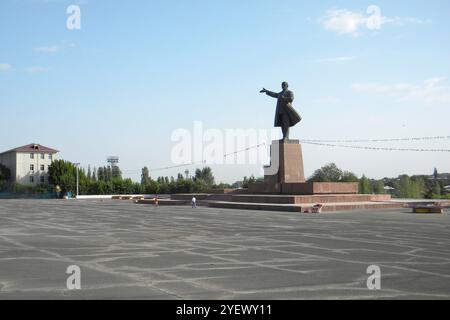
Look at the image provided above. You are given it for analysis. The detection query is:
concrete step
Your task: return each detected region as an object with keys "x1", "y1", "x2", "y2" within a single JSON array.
[
  {"x1": 136, "y1": 199, "x2": 189, "y2": 206},
  {"x1": 209, "y1": 201, "x2": 303, "y2": 212},
  {"x1": 230, "y1": 194, "x2": 391, "y2": 204},
  {"x1": 209, "y1": 201, "x2": 404, "y2": 212},
  {"x1": 171, "y1": 194, "x2": 210, "y2": 201}
]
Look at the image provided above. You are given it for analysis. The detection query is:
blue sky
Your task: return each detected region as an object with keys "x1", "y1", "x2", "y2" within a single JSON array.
[{"x1": 1, "y1": 0, "x2": 449, "y2": 183}]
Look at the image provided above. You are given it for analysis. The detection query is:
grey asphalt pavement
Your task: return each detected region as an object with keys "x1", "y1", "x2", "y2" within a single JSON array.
[{"x1": 0, "y1": 199, "x2": 449, "y2": 299}]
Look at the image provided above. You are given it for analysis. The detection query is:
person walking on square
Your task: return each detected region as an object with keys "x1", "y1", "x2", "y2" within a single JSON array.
[{"x1": 192, "y1": 196, "x2": 197, "y2": 209}]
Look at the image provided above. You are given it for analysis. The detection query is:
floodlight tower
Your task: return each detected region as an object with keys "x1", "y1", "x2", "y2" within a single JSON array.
[{"x1": 107, "y1": 156, "x2": 119, "y2": 178}]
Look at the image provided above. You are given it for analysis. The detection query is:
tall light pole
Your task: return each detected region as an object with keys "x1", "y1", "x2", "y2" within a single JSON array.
[
  {"x1": 74, "y1": 163, "x2": 80, "y2": 198},
  {"x1": 107, "y1": 156, "x2": 119, "y2": 179}
]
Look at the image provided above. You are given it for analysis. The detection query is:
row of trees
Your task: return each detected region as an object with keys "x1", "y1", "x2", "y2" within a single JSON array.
[
  {"x1": 308, "y1": 163, "x2": 385, "y2": 194},
  {"x1": 2, "y1": 159, "x2": 449, "y2": 199},
  {"x1": 308, "y1": 163, "x2": 449, "y2": 199},
  {"x1": 383, "y1": 174, "x2": 446, "y2": 199},
  {"x1": 44, "y1": 160, "x2": 220, "y2": 196}
]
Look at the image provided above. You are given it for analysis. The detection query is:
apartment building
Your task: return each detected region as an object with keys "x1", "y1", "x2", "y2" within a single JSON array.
[{"x1": 0, "y1": 143, "x2": 59, "y2": 185}]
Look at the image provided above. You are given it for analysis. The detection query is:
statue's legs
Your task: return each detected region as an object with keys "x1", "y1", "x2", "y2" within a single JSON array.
[{"x1": 281, "y1": 113, "x2": 290, "y2": 140}]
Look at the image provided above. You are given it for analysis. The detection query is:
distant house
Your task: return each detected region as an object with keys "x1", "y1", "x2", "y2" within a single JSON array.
[
  {"x1": 428, "y1": 174, "x2": 450, "y2": 180},
  {"x1": 0, "y1": 143, "x2": 59, "y2": 185},
  {"x1": 444, "y1": 185, "x2": 450, "y2": 193},
  {"x1": 384, "y1": 186, "x2": 397, "y2": 196}
]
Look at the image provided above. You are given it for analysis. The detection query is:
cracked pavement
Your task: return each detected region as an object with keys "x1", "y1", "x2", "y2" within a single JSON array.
[{"x1": 0, "y1": 199, "x2": 449, "y2": 299}]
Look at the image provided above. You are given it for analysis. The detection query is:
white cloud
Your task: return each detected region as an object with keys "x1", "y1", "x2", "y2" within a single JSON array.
[
  {"x1": 0, "y1": 63, "x2": 13, "y2": 72},
  {"x1": 352, "y1": 77, "x2": 450, "y2": 105},
  {"x1": 26, "y1": 66, "x2": 47, "y2": 74},
  {"x1": 35, "y1": 45, "x2": 59, "y2": 53},
  {"x1": 34, "y1": 41, "x2": 76, "y2": 53},
  {"x1": 314, "y1": 56, "x2": 355, "y2": 63},
  {"x1": 321, "y1": 9, "x2": 368, "y2": 36},
  {"x1": 320, "y1": 8, "x2": 431, "y2": 36}
]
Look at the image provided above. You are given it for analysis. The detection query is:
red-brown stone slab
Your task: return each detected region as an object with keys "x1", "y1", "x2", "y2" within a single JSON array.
[{"x1": 248, "y1": 182, "x2": 359, "y2": 195}]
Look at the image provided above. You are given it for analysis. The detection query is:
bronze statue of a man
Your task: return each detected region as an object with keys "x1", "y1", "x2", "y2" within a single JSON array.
[{"x1": 260, "y1": 82, "x2": 301, "y2": 140}]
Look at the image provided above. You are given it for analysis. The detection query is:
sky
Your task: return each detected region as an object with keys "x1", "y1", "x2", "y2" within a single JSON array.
[{"x1": 1, "y1": 0, "x2": 449, "y2": 183}]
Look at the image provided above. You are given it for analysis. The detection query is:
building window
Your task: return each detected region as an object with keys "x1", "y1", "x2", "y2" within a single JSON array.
[
  {"x1": 40, "y1": 153, "x2": 45, "y2": 159},
  {"x1": 48, "y1": 165, "x2": 51, "y2": 171},
  {"x1": 30, "y1": 164, "x2": 34, "y2": 171},
  {"x1": 40, "y1": 165, "x2": 45, "y2": 171},
  {"x1": 40, "y1": 176, "x2": 45, "y2": 183},
  {"x1": 30, "y1": 176, "x2": 34, "y2": 183},
  {"x1": 49, "y1": 154, "x2": 53, "y2": 160},
  {"x1": 30, "y1": 153, "x2": 34, "y2": 159}
]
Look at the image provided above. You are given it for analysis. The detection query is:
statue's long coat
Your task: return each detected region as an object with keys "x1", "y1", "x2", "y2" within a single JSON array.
[{"x1": 265, "y1": 90, "x2": 301, "y2": 127}]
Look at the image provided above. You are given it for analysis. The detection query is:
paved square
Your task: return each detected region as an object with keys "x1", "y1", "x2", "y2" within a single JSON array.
[{"x1": 0, "y1": 199, "x2": 449, "y2": 299}]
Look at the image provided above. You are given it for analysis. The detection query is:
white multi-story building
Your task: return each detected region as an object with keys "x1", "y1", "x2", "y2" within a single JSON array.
[{"x1": 0, "y1": 143, "x2": 59, "y2": 185}]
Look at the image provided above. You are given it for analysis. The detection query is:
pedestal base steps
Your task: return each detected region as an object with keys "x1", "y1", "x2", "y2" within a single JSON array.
[
  {"x1": 205, "y1": 193, "x2": 402, "y2": 212},
  {"x1": 208, "y1": 201, "x2": 404, "y2": 212},
  {"x1": 131, "y1": 194, "x2": 449, "y2": 213},
  {"x1": 248, "y1": 182, "x2": 359, "y2": 195},
  {"x1": 136, "y1": 192, "x2": 403, "y2": 213}
]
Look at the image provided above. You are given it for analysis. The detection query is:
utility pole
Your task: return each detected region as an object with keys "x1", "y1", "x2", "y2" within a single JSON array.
[{"x1": 74, "y1": 163, "x2": 80, "y2": 198}]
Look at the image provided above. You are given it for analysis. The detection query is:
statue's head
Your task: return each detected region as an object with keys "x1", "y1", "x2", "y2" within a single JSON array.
[{"x1": 282, "y1": 82, "x2": 289, "y2": 90}]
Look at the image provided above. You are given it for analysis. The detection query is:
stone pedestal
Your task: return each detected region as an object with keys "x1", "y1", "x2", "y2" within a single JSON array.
[
  {"x1": 248, "y1": 139, "x2": 359, "y2": 195},
  {"x1": 264, "y1": 140, "x2": 305, "y2": 184}
]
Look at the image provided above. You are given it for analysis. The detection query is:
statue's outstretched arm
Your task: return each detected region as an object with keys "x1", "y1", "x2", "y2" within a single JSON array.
[{"x1": 265, "y1": 90, "x2": 279, "y2": 99}]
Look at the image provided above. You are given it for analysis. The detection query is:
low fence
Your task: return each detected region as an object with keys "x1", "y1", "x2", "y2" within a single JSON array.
[
  {"x1": 76, "y1": 194, "x2": 159, "y2": 200},
  {"x1": 0, "y1": 192, "x2": 58, "y2": 199},
  {"x1": 0, "y1": 193, "x2": 167, "y2": 200}
]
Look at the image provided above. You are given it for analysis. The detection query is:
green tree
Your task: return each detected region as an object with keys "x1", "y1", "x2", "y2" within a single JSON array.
[
  {"x1": 308, "y1": 163, "x2": 343, "y2": 182},
  {"x1": 97, "y1": 167, "x2": 105, "y2": 181},
  {"x1": 111, "y1": 165, "x2": 122, "y2": 179},
  {"x1": 342, "y1": 171, "x2": 359, "y2": 182},
  {"x1": 396, "y1": 175, "x2": 412, "y2": 198},
  {"x1": 395, "y1": 175, "x2": 424, "y2": 199},
  {"x1": 141, "y1": 167, "x2": 151, "y2": 185},
  {"x1": 242, "y1": 175, "x2": 257, "y2": 189},
  {"x1": 372, "y1": 180, "x2": 386, "y2": 194},
  {"x1": 359, "y1": 175, "x2": 372, "y2": 194},
  {"x1": 48, "y1": 160, "x2": 86, "y2": 195},
  {"x1": 105, "y1": 166, "x2": 112, "y2": 181},
  {"x1": 143, "y1": 179, "x2": 160, "y2": 194},
  {"x1": 0, "y1": 164, "x2": 11, "y2": 191},
  {"x1": 194, "y1": 167, "x2": 215, "y2": 189},
  {"x1": 426, "y1": 181, "x2": 442, "y2": 199},
  {"x1": 87, "y1": 165, "x2": 92, "y2": 180}
]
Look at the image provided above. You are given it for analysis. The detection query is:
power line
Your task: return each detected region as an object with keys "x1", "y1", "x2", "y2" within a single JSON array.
[
  {"x1": 151, "y1": 160, "x2": 207, "y2": 173},
  {"x1": 223, "y1": 142, "x2": 266, "y2": 158},
  {"x1": 301, "y1": 141, "x2": 450, "y2": 152},
  {"x1": 121, "y1": 143, "x2": 268, "y2": 174},
  {"x1": 107, "y1": 136, "x2": 450, "y2": 175},
  {"x1": 300, "y1": 135, "x2": 450, "y2": 143}
]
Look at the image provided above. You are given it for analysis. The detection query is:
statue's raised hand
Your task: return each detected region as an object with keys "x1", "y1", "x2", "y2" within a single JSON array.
[{"x1": 260, "y1": 88, "x2": 267, "y2": 93}]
